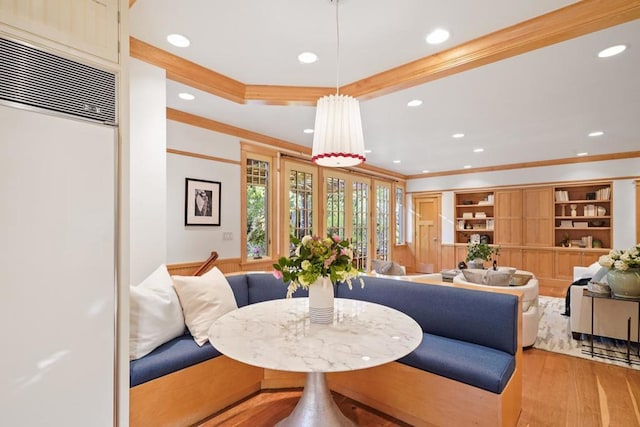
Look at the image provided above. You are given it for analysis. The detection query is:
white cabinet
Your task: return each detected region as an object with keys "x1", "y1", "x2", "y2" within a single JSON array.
[{"x1": 0, "y1": 0, "x2": 119, "y2": 62}]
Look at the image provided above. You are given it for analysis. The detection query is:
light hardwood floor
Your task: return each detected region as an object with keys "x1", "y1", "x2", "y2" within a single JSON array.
[{"x1": 197, "y1": 348, "x2": 640, "y2": 427}]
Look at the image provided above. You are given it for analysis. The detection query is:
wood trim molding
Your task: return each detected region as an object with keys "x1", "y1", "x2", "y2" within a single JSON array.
[
  {"x1": 130, "y1": 0, "x2": 640, "y2": 104},
  {"x1": 342, "y1": 0, "x2": 640, "y2": 100},
  {"x1": 130, "y1": 38, "x2": 246, "y2": 103},
  {"x1": 406, "y1": 151, "x2": 640, "y2": 179},
  {"x1": 166, "y1": 108, "x2": 310, "y2": 155},
  {"x1": 166, "y1": 148, "x2": 241, "y2": 165}
]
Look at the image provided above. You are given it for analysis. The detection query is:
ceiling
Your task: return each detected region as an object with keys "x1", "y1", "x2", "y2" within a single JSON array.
[{"x1": 129, "y1": 0, "x2": 640, "y2": 178}]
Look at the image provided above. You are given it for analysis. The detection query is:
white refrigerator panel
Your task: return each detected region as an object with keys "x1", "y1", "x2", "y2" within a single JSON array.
[{"x1": 0, "y1": 105, "x2": 116, "y2": 426}]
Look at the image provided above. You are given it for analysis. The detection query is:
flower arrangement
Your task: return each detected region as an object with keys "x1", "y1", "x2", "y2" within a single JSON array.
[
  {"x1": 465, "y1": 242, "x2": 500, "y2": 262},
  {"x1": 273, "y1": 234, "x2": 364, "y2": 298},
  {"x1": 598, "y1": 244, "x2": 640, "y2": 271}
]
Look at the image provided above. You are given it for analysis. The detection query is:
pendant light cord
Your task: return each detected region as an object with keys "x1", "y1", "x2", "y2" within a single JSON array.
[{"x1": 335, "y1": 0, "x2": 340, "y2": 95}]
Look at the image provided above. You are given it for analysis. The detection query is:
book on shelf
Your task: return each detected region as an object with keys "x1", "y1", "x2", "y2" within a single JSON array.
[
  {"x1": 573, "y1": 221, "x2": 589, "y2": 228},
  {"x1": 596, "y1": 187, "x2": 611, "y2": 200},
  {"x1": 560, "y1": 220, "x2": 573, "y2": 228},
  {"x1": 554, "y1": 190, "x2": 569, "y2": 201}
]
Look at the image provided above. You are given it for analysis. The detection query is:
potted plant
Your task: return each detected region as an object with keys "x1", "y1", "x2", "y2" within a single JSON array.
[{"x1": 465, "y1": 242, "x2": 500, "y2": 269}]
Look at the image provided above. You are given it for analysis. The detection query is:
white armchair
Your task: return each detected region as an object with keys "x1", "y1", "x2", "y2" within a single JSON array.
[
  {"x1": 453, "y1": 270, "x2": 540, "y2": 347},
  {"x1": 570, "y1": 266, "x2": 639, "y2": 342}
]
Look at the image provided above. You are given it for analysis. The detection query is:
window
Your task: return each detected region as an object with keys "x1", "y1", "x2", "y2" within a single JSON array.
[
  {"x1": 326, "y1": 176, "x2": 346, "y2": 238},
  {"x1": 284, "y1": 160, "x2": 318, "y2": 254},
  {"x1": 395, "y1": 185, "x2": 405, "y2": 244},
  {"x1": 324, "y1": 171, "x2": 370, "y2": 270},
  {"x1": 243, "y1": 151, "x2": 273, "y2": 260},
  {"x1": 352, "y1": 180, "x2": 369, "y2": 270},
  {"x1": 375, "y1": 182, "x2": 391, "y2": 260}
]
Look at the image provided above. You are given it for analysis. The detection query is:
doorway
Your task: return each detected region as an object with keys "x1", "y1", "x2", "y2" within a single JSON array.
[{"x1": 414, "y1": 195, "x2": 441, "y2": 273}]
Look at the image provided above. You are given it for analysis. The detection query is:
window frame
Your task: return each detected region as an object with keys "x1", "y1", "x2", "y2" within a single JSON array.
[{"x1": 241, "y1": 146, "x2": 276, "y2": 264}]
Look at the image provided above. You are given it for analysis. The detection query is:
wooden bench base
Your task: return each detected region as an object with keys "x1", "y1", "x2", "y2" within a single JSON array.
[{"x1": 130, "y1": 358, "x2": 521, "y2": 427}]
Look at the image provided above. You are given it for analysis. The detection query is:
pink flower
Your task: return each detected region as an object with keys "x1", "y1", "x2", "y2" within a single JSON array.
[
  {"x1": 332, "y1": 235, "x2": 341, "y2": 242},
  {"x1": 272, "y1": 270, "x2": 283, "y2": 280}
]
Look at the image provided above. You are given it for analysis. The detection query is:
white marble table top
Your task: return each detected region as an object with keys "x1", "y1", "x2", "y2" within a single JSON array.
[{"x1": 208, "y1": 298, "x2": 423, "y2": 373}]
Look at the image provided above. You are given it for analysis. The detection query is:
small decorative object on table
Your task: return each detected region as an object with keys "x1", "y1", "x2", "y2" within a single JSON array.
[
  {"x1": 598, "y1": 244, "x2": 640, "y2": 299},
  {"x1": 273, "y1": 235, "x2": 364, "y2": 323},
  {"x1": 587, "y1": 281, "x2": 611, "y2": 295}
]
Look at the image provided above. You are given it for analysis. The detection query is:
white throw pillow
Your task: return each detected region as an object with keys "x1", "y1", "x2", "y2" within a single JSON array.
[
  {"x1": 461, "y1": 269, "x2": 486, "y2": 284},
  {"x1": 580, "y1": 261, "x2": 602, "y2": 279},
  {"x1": 484, "y1": 269, "x2": 513, "y2": 287},
  {"x1": 172, "y1": 267, "x2": 238, "y2": 346},
  {"x1": 130, "y1": 264, "x2": 185, "y2": 360}
]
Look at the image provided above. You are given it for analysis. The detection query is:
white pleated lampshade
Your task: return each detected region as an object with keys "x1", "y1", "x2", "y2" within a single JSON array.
[{"x1": 312, "y1": 94, "x2": 366, "y2": 167}]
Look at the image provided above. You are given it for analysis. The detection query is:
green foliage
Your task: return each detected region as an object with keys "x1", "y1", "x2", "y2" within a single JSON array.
[
  {"x1": 272, "y1": 234, "x2": 364, "y2": 297},
  {"x1": 466, "y1": 242, "x2": 500, "y2": 262}
]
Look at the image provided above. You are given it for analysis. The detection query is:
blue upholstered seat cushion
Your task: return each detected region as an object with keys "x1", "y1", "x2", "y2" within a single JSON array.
[
  {"x1": 226, "y1": 274, "x2": 250, "y2": 307},
  {"x1": 130, "y1": 334, "x2": 221, "y2": 387},
  {"x1": 337, "y1": 276, "x2": 518, "y2": 355},
  {"x1": 399, "y1": 333, "x2": 515, "y2": 394}
]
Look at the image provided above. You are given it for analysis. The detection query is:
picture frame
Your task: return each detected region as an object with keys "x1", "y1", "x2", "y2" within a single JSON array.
[{"x1": 185, "y1": 178, "x2": 221, "y2": 226}]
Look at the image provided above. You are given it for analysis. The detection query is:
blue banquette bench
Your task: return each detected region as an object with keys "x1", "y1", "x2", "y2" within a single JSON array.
[{"x1": 130, "y1": 273, "x2": 522, "y2": 427}]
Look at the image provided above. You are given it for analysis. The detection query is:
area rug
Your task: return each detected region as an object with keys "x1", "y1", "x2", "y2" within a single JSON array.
[{"x1": 534, "y1": 295, "x2": 639, "y2": 370}]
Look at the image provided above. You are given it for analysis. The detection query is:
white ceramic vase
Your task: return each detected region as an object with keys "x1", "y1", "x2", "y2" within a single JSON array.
[
  {"x1": 308, "y1": 276, "x2": 334, "y2": 324},
  {"x1": 606, "y1": 268, "x2": 640, "y2": 299}
]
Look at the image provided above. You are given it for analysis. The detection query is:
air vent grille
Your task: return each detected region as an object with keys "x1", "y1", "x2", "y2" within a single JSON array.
[{"x1": 0, "y1": 37, "x2": 116, "y2": 124}]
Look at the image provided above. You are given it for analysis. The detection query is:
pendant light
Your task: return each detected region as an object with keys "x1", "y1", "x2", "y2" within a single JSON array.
[{"x1": 311, "y1": 0, "x2": 366, "y2": 167}]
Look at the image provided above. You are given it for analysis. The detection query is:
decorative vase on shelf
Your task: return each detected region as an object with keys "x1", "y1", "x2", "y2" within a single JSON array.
[
  {"x1": 308, "y1": 276, "x2": 334, "y2": 324},
  {"x1": 606, "y1": 268, "x2": 640, "y2": 299}
]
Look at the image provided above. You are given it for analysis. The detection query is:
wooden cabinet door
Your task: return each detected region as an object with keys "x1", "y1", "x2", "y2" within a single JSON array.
[
  {"x1": 523, "y1": 249, "x2": 554, "y2": 279},
  {"x1": 496, "y1": 247, "x2": 523, "y2": 270},
  {"x1": 494, "y1": 189, "x2": 523, "y2": 245},
  {"x1": 0, "y1": 0, "x2": 119, "y2": 62},
  {"x1": 582, "y1": 251, "x2": 605, "y2": 267},
  {"x1": 455, "y1": 246, "x2": 468, "y2": 266},
  {"x1": 523, "y1": 187, "x2": 554, "y2": 247},
  {"x1": 555, "y1": 251, "x2": 583, "y2": 281}
]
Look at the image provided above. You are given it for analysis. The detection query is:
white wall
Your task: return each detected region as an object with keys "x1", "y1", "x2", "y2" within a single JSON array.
[
  {"x1": 129, "y1": 59, "x2": 167, "y2": 284},
  {"x1": 408, "y1": 158, "x2": 639, "y2": 248},
  {"x1": 166, "y1": 120, "x2": 241, "y2": 263},
  {"x1": 613, "y1": 178, "x2": 637, "y2": 248}
]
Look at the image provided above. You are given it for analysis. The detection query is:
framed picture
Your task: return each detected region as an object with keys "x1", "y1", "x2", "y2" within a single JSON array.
[{"x1": 185, "y1": 178, "x2": 221, "y2": 226}]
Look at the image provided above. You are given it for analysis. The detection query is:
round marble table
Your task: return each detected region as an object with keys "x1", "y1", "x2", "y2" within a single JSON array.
[{"x1": 208, "y1": 297, "x2": 422, "y2": 427}]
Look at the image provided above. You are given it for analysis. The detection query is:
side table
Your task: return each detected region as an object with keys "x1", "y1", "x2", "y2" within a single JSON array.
[{"x1": 582, "y1": 289, "x2": 640, "y2": 366}]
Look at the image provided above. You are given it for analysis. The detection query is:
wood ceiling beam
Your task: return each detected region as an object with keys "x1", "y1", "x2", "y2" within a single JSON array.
[
  {"x1": 244, "y1": 85, "x2": 333, "y2": 106},
  {"x1": 130, "y1": 0, "x2": 640, "y2": 104},
  {"x1": 130, "y1": 38, "x2": 246, "y2": 103},
  {"x1": 342, "y1": 0, "x2": 640, "y2": 99}
]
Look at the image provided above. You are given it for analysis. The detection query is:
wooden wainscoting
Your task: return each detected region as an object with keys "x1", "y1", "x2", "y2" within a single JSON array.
[{"x1": 167, "y1": 257, "x2": 278, "y2": 276}]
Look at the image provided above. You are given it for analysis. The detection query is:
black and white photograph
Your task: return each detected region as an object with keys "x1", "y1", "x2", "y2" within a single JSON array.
[{"x1": 185, "y1": 178, "x2": 221, "y2": 226}]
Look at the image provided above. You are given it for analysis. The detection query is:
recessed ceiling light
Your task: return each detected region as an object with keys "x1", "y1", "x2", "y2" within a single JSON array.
[
  {"x1": 463, "y1": 165, "x2": 472, "y2": 169},
  {"x1": 588, "y1": 131, "x2": 604, "y2": 137},
  {"x1": 473, "y1": 148, "x2": 484, "y2": 153},
  {"x1": 577, "y1": 152, "x2": 589, "y2": 157},
  {"x1": 452, "y1": 133, "x2": 465, "y2": 139},
  {"x1": 422, "y1": 169, "x2": 430, "y2": 174},
  {"x1": 426, "y1": 28, "x2": 450, "y2": 45},
  {"x1": 364, "y1": 149, "x2": 372, "y2": 154},
  {"x1": 303, "y1": 128, "x2": 314, "y2": 134},
  {"x1": 407, "y1": 99, "x2": 423, "y2": 107},
  {"x1": 167, "y1": 33, "x2": 190, "y2": 48},
  {"x1": 598, "y1": 44, "x2": 626, "y2": 58},
  {"x1": 393, "y1": 160, "x2": 401, "y2": 164},
  {"x1": 298, "y1": 52, "x2": 318, "y2": 64},
  {"x1": 178, "y1": 92, "x2": 195, "y2": 101}
]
